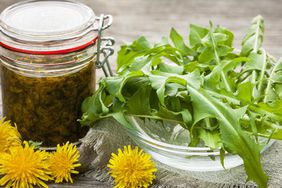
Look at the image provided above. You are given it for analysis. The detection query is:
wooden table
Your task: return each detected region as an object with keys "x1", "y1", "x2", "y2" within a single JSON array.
[{"x1": 1, "y1": 0, "x2": 282, "y2": 187}]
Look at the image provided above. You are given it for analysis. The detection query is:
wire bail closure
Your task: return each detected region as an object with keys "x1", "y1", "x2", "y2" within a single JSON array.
[{"x1": 95, "y1": 14, "x2": 115, "y2": 77}]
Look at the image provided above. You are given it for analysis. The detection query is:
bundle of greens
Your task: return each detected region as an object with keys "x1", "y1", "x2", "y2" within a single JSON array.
[{"x1": 80, "y1": 15, "x2": 282, "y2": 187}]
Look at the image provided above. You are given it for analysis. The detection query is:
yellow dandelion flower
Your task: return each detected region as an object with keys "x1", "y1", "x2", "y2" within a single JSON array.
[
  {"x1": 0, "y1": 141, "x2": 51, "y2": 188},
  {"x1": 0, "y1": 118, "x2": 21, "y2": 153},
  {"x1": 47, "y1": 142, "x2": 81, "y2": 183},
  {"x1": 108, "y1": 145, "x2": 157, "y2": 188}
]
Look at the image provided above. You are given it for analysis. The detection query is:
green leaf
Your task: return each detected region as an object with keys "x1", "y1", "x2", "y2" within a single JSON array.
[
  {"x1": 199, "y1": 129, "x2": 222, "y2": 149},
  {"x1": 213, "y1": 33, "x2": 228, "y2": 42},
  {"x1": 170, "y1": 28, "x2": 195, "y2": 56},
  {"x1": 112, "y1": 112, "x2": 135, "y2": 130},
  {"x1": 105, "y1": 71, "x2": 144, "y2": 102},
  {"x1": 149, "y1": 74, "x2": 167, "y2": 105},
  {"x1": 222, "y1": 57, "x2": 249, "y2": 72},
  {"x1": 187, "y1": 86, "x2": 267, "y2": 187},
  {"x1": 189, "y1": 24, "x2": 209, "y2": 47},
  {"x1": 117, "y1": 36, "x2": 151, "y2": 72},
  {"x1": 158, "y1": 62, "x2": 184, "y2": 74},
  {"x1": 243, "y1": 50, "x2": 268, "y2": 99},
  {"x1": 264, "y1": 58, "x2": 282, "y2": 102},
  {"x1": 198, "y1": 45, "x2": 232, "y2": 64},
  {"x1": 156, "y1": 105, "x2": 192, "y2": 128},
  {"x1": 216, "y1": 45, "x2": 233, "y2": 57},
  {"x1": 237, "y1": 82, "x2": 253, "y2": 104},
  {"x1": 251, "y1": 100, "x2": 282, "y2": 123},
  {"x1": 80, "y1": 17, "x2": 279, "y2": 187},
  {"x1": 149, "y1": 70, "x2": 195, "y2": 106},
  {"x1": 128, "y1": 57, "x2": 151, "y2": 72},
  {"x1": 205, "y1": 89, "x2": 241, "y2": 105},
  {"x1": 256, "y1": 49, "x2": 268, "y2": 95},
  {"x1": 127, "y1": 86, "x2": 152, "y2": 115},
  {"x1": 79, "y1": 83, "x2": 109, "y2": 125},
  {"x1": 220, "y1": 148, "x2": 226, "y2": 169},
  {"x1": 214, "y1": 26, "x2": 234, "y2": 47},
  {"x1": 208, "y1": 27, "x2": 233, "y2": 92},
  {"x1": 219, "y1": 120, "x2": 267, "y2": 188},
  {"x1": 241, "y1": 15, "x2": 264, "y2": 56},
  {"x1": 198, "y1": 47, "x2": 214, "y2": 63},
  {"x1": 245, "y1": 51, "x2": 266, "y2": 71},
  {"x1": 28, "y1": 141, "x2": 43, "y2": 150}
]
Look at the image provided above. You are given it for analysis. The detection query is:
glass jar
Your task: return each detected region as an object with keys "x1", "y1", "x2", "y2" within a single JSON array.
[{"x1": 0, "y1": 0, "x2": 114, "y2": 147}]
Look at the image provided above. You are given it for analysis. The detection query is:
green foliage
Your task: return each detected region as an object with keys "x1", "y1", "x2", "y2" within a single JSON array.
[
  {"x1": 79, "y1": 16, "x2": 282, "y2": 188},
  {"x1": 241, "y1": 15, "x2": 264, "y2": 56},
  {"x1": 28, "y1": 140, "x2": 43, "y2": 150}
]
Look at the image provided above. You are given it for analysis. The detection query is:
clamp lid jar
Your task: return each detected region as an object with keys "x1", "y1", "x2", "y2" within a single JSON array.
[{"x1": 0, "y1": 0, "x2": 114, "y2": 147}]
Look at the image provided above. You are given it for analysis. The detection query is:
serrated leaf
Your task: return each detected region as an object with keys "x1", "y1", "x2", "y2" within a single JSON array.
[
  {"x1": 202, "y1": 33, "x2": 229, "y2": 45},
  {"x1": 158, "y1": 62, "x2": 184, "y2": 74},
  {"x1": 209, "y1": 27, "x2": 233, "y2": 92},
  {"x1": 189, "y1": 24, "x2": 209, "y2": 47},
  {"x1": 244, "y1": 50, "x2": 268, "y2": 98},
  {"x1": 213, "y1": 33, "x2": 229, "y2": 43},
  {"x1": 220, "y1": 148, "x2": 226, "y2": 169},
  {"x1": 170, "y1": 28, "x2": 195, "y2": 56},
  {"x1": 251, "y1": 100, "x2": 282, "y2": 123},
  {"x1": 198, "y1": 47, "x2": 214, "y2": 63},
  {"x1": 117, "y1": 36, "x2": 151, "y2": 72},
  {"x1": 215, "y1": 26, "x2": 234, "y2": 47},
  {"x1": 237, "y1": 82, "x2": 253, "y2": 103},
  {"x1": 105, "y1": 71, "x2": 144, "y2": 102},
  {"x1": 245, "y1": 51, "x2": 266, "y2": 71},
  {"x1": 222, "y1": 57, "x2": 249, "y2": 72},
  {"x1": 79, "y1": 83, "x2": 109, "y2": 125},
  {"x1": 80, "y1": 17, "x2": 278, "y2": 188},
  {"x1": 264, "y1": 58, "x2": 282, "y2": 102},
  {"x1": 187, "y1": 86, "x2": 267, "y2": 187},
  {"x1": 199, "y1": 129, "x2": 222, "y2": 149},
  {"x1": 216, "y1": 45, "x2": 233, "y2": 57},
  {"x1": 127, "y1": 86, "x2": 152, "y2": 115},
  {"x1": 241, "y1": 15, "x2": 264, "y2": 56}
]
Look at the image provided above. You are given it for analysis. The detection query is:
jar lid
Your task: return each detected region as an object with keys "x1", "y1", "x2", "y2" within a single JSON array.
[{"x1": 0, "y1": 0, "x2": 98, "y2": 55}]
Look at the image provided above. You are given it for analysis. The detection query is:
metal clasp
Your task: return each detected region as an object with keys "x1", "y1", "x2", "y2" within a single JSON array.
[{"x1": 95, "y1": 14, "x2": 115, "y2": 77}]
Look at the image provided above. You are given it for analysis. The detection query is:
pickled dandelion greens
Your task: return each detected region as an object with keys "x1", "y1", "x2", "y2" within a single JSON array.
[
  {"x1": 80, "y1": 16, "x2": 282, "y2": 188},
  {"x1": 2, "y1": 62, "x2": 93, "y2": 146}
]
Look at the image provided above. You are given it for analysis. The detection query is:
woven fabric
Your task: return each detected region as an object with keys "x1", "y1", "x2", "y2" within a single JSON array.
[{"x1": 78, "y1": 118, "x2": 282, "y2": 188}]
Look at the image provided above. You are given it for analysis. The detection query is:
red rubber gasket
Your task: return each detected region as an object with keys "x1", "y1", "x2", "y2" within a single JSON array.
[{"x1": 0, "y1": 36, "x2": 98, "y2": 55}]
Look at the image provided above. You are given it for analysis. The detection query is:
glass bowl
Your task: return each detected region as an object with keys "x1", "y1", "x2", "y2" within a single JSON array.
[{"x1": 124, "y1": 116, "x2": 274, "y2": 172}]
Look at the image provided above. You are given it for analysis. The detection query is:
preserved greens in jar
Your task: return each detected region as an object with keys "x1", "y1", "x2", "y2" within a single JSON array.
[
  {"x1": 1, "y1": 62, "x2": 94, "y2": 146},
  {"x1": 0, "y1": 0, "x2": 112, "y2": 147}
]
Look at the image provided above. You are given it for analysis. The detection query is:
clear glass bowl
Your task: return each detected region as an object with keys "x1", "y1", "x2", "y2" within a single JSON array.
[{"x1": 124, "y1": 116, "x2": 274, "y2": 172}]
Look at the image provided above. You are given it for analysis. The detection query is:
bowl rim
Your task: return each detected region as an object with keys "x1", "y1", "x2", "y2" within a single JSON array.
[
  {"x1": 126, "y1": 116, "x2": 274, "y2": 155},
  {"x1": 127, "y1": 116, "x2": 220, "y2": 152}
]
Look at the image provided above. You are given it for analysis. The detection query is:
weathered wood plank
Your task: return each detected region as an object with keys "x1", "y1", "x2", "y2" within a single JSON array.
[{"x1": 48, "y1": 179, "x2": 111, "y2": 188}]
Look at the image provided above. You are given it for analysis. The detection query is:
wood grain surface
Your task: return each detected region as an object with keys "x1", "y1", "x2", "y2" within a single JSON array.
[
  {"x1": 1, "y1": 0, "x2": 282, "y2": 78},
  {"x1": 1, "y1": 0, "x2": 282, "y2": 187}
]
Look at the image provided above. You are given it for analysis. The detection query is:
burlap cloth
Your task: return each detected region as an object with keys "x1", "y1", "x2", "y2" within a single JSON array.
[{"x1": 75, "y1": 118, "x2": 282, "y2": 188}]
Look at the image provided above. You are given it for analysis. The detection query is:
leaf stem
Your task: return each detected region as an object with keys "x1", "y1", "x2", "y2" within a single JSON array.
[
  {"x1": 209, "y1": 31, "x2": 232, "y2": 92},
  {"x1": 264, "y1": 58, "x2": 282, "y2": 102},
  {"x1": 205, "y1": 118, "x2": 212, "y2": 129},
  {"x1": 253, "y1": 19, "x2": 262, "y2": 54},
  {"x1": 257, "y1": 49, "x2": 267, "y2": 95},
  {"x1": 205, "y1": 89, "x2": 240, "y2": 104}
]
